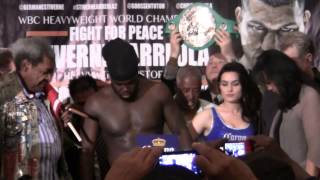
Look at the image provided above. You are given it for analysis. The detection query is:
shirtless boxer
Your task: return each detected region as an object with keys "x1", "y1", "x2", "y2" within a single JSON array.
[{"x1": 80, "y1": 38, "x2": 192, "y2": 180}]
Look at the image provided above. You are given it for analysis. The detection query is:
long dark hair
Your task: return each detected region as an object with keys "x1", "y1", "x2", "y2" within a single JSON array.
[
  {"x1": 308, "y1": 1, "x2": 320, "y2": 68},
  {"x1": 217, "y1": 62, "x2": 262, "y2": 127},
  {"x1": 252, "y1": 49, "x2": 302, "y2": 111}
]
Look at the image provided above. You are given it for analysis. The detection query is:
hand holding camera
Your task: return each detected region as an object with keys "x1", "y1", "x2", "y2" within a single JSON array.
[
  {"x1": 222, "y1": 140, "x2": 254, "y2": 158},
  {"x1": 60, "y1": 99, "x2": 87, "y2": 142},
  {"x1": 192, "y1": 141, "x2": 257, "y2": 180},
  {"x1": 157, "y1": 139, "x2": 255, "y2": 179},
  {"x1": 105, "y1": 139, "x2": 258, "y2": 180},
  {"x1": 157, "y1": 150, "x2": 202, "y2": 175}
]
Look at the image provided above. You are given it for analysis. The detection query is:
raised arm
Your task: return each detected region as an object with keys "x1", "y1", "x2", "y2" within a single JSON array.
[
  {"x1": 161, "y1": 29, "x2": 183, "y2": 95},
  {"x1": 214, "y1": 28, "x2": 237, "y2": 62},
  {"x1": 163, "y1": 29, "x2": 182, "y2": 80},
  {"x1": 80, "y1": 98, "x2": 99, "y2": 180}
]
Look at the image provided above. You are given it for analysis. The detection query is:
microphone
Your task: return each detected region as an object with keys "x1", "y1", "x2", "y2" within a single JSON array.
[
  {"x1": 66, "y1": 107, "x2": 93, "y2": 142},
  {"x1": 67, "y1": 121, "x2": 82, "y2": 142},
  {"x1": 68, "y1": 107, "x2": 89, "y2": 119},
  {"x1": 61, "y1": 98, "x2": 83, "y2": 142}
]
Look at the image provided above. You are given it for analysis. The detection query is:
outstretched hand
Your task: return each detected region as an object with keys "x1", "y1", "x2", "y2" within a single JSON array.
[{"x1": 104, "y1": 147, "x2": 163, "y2": 180}]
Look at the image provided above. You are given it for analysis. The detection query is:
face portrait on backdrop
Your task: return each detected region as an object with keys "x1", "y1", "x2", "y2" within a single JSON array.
[{"x1": 235, "y1": 0, "x2": 311, "y2": 70}]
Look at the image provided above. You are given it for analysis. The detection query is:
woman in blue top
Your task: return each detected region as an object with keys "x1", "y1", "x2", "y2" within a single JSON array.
[{"x1": 190, "y1": 62, "x2": 261, "y2": 142}]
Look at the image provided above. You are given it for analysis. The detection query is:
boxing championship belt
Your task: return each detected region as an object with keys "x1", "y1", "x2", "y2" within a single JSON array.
[{"x1": 164, "y1": 3, "x2": 238, "y2": 50}]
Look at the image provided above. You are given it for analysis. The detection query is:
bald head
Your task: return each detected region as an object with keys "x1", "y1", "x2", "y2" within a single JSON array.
[
  {"x1": 176, "y1": 66, "x2": 203, "y2": 110},
  {"x1": 176, "y1": 66, "x2": 202, "y2": 87}
]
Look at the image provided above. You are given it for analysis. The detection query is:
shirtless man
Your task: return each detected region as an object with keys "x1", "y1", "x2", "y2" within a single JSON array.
[{"x1": 80, "y1": 38, "x2": 192, "y2": 180}]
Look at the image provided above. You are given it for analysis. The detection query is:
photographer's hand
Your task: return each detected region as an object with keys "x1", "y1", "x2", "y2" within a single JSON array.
[
  {"x1": 192, "y1": 142, "x2": 257, "y2": 180},
  {"x1": 104, "y1": 147, "x2": 163, "y2": 180}
]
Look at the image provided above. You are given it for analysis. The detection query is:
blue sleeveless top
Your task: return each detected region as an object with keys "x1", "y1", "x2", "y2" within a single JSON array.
[{"x1": 202, "y1": 107, "x2": 255, "y2": 142}]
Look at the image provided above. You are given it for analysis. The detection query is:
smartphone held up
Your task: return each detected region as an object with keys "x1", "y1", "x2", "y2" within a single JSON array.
[
  {"x1": 222, "y1": 140, "x2": 254, "y2": 157},
  {"x1": 157, "y1": 150, "x2": 202, "y2": 175}
]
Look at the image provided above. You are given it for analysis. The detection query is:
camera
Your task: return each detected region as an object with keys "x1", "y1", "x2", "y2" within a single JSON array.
[
  {"x1": 223, "y1": 141, "x2": 253, "y2": 157},
  {"x1": 158, "y1": 150, "x2": 202, "y2": 175}
]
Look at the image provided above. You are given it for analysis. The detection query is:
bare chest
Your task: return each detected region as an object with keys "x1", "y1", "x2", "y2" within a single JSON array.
[{"x1": 97, "y1": 98, "x2": 164, "y2": 136}]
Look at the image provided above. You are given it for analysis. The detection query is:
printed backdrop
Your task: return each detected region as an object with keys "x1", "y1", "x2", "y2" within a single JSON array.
[{"x1": 0, "y1": 0, "x2": 317, "y2": 99}]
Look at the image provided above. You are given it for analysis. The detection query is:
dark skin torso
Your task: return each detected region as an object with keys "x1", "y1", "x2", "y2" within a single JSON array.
[
  {"x1": 175, "y1": 97, "x2": 199, "y2": 123},
  {"x1": 182, "y1": 110, "x2": 197, "y2": 123},
  {"x1": 88, "y1": 79, "x2": 165, "y2": 162},
  {"x1": 80, "y1": 77, "x2": 191, "y2": 174}
]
